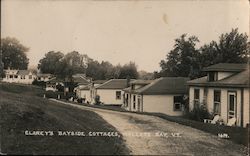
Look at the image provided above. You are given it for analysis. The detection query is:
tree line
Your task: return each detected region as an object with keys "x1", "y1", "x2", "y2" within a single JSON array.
[
  {"x1": 38, "y1": 51, "x2": 139, "y2": 80},
  {"x1": 155, "y1": 28, "x2": 249, "y2": 79},
  {"x1": 1, "y1": 28, "x2": 249, "y2": 80}
]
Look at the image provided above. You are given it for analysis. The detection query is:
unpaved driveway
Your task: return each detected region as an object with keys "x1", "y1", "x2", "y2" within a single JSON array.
[{"x1": 52, "y1": 100, "x2": 247, "y2": 156}]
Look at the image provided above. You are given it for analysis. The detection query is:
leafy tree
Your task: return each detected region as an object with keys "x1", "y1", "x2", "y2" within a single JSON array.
[
  {"x1": 159, "y1": 34, "x2": 200, "y2": 79},
  {"x1": 86, "y1": 60, "x2": 104, "y2": 80},
  {"x1": 138, "y1": 70, "x2": 154, "y2": 80},
  {"x1": 1, "y1": 37, "x2": 29, "y2": 70},
  {"x1": 38, "y1": 51, "x2": 64, "y2": 74},
  {"x1": 64, "y1": 51, "x2": 89, "y2": 72},
  {"x1": 119, "y1": 62, "x2": 138, "y2": 79},
  {"x1": 200, "y1": 28, "x2": 248, "y2": 67}
]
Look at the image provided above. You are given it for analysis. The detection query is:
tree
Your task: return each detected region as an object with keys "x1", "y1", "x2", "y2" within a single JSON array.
[
  {"x1": 119, "y1": 62, "x2": 139, "y2": 79},
  {"x1": 138, "y1": 70, "x2": 154, "y2": 80},
  {"x1": 86, "y1": 60, "x2": 104, "y2": 80},
  {"x1": 38, "y1": 51, "x2": 64, "y2": 74},
  {"x1": 1, "y1": 37, "x2": 29, "y2": 70},
  {"x1": 200, "y1": 28, "x2": 248, "y2": 67},
  {"x1": 159, "y1": 34, "x2": 200, "y2": 79}
]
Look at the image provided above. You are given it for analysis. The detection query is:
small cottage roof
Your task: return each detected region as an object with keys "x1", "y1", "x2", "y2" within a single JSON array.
[
  {"x1": 17, "y1": 70, "x2": 32, "y2": 75},
  {"x1": 95, "y1": 79, "x2": 129, "y2": 89},
  {"x1": 125, "y1": 77, "x2": 189, "y2": 95},
  {"x1": 202, "y1": 63, "x2": 247, "y2": 72},
  {"x1": 187, "y1": 70, "x2": 249, "y2": 88}
]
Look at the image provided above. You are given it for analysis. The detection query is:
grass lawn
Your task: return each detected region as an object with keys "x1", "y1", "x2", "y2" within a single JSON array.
[{"x1": 0, "y1": 83, "x2": 130, "y2": 155}]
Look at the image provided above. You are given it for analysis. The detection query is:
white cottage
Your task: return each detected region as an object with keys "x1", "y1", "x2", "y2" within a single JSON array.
[
  {"x1": 2, "y1": 69, "x2": 36, "y2": 84},
  {"x1": 95, "y1": 79, "x2": 129, "y2": 105},
  {"x1": 187, "y1": 63, "x2": 249, "y2": 127},
  {"x1": 123, "y1": 77, "x2": 189, "y2": 116},
  {"x1": 77, "y1": 80, "x2": 106, "y2": 104},
  {"x1": 36, "y1": 73, "x2": 54, "y2": 82}
]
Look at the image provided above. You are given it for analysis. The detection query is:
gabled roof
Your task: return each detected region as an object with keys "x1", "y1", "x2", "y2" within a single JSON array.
[
  {"x1": 126, "y1": 77, "x2": 189, "y2": 95},
  {"x1": 47, "y1": 77, "x2": 64, "y2": 83},
  {"x1": 72, "y1": 74, "x2": 91, "y2": 85},
  {"x1": 78, "y1": 84, "x2": 92, "y2": 90},
  {"x1": 188, "y1": 70, "x2": 249, "y2": 88},
  {"x1": 95, "y1": 79, "x2": 129, "y2": 89},
  {"x1": 17, "y1": 70, "x2": 33, "y2": 75},
  {"x1": 4, "y1": 69, "x2": 18, "y2": 75},
  {"x1": 202, "y1": 63, "x2": 247, "y2": 72}
]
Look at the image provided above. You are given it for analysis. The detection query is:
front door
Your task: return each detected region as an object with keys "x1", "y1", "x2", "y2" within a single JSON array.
[{"x1": 228, "y1": 92, "x2": 236, "y2": 120}]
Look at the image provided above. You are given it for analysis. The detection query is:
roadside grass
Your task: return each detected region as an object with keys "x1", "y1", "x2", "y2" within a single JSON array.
[
  {"x1": 139, "y1": 112, "x2": 249, "y2": 146},
  {"x1": 0, "y1": 89, "x2": 130, "y2": 155}
]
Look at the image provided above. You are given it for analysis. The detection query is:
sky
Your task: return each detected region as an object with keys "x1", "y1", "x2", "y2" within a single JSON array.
[{"x1": 1, "y1": 0, "x2": 249, "y2": 72}]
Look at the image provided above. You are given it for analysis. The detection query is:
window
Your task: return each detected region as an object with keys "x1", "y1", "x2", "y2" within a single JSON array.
[
  {"x1": 194, "y1": 89, "x2": 200, "y2": 107},
  {"x1": 29, "y1": 75, "x2": 32, "y2": 79},
  {"x1": 131, "y1": 85, "x2": 135, "y2": 90},
  {"x1": 203, "y1": 88, "x2": 208, "y2": 105},
  {"x1": 10, "y1": 75, "x2": 13, "y2": 78},
  {"x1": 228, "y1": 92, "x2": 236, "y2": 119},
  {"x1": 174, "y1": 96, "x2": 182, "y2": 111},
  {"x1": 14, "y1": 75, "x2": 18, "y2": 78},
  {"x1": 116, "y1": 91, "x2": 121, "y2": 99},
  {"x1": 208, "y1": 72, "x2": 218, "y2": 82},
  {"x1": 214, "y1": 90, "x2": 221, "y2": 115}
]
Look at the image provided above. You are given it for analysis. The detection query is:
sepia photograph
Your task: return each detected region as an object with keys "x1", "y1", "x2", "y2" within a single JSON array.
[{"x1": 0, "y1": 0, "x2": 249, "y2": 155}]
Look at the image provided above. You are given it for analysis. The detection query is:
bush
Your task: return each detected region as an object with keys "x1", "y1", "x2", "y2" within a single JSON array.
[
  {"x1": 184, "y1": 104, "x2": 212, "y2": 122},
  {"x1": 32, "y1": 79, "x2": 46, "y2": 87},
  {"x1": 45, "y1": 91, "x2": 64, "y2": 99},
  {"x1": 65, "y1": 92, "x2": 76, "y2": 100}
]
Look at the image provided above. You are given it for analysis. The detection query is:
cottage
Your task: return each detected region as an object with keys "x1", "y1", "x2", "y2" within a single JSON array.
[
  {"x1": 123, "y1": 77, "x2": 189, "y2": 116},
  {"x1": 2, "y1": 69, "x2": 36, "y2": 84},
  {"x1": 77, "y1": 80, "x2": 106, "y2": 104},
  {"x1": 45, "y1": 78, "x2": 64, "y2": 92},
  {"x1": 36, "y1": 73, "x2": 54, "y2": 82},
  {"x1": 95, "y1": 79, "x2": 129, "y2": 105},
  {"x1": 187, "y1": 63, "x2": 249, "y2": 127}
]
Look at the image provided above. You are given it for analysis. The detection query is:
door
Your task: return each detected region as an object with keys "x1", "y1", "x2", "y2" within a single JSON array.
[{"x1": 228, "y1": 92, "x2": 236, "y2": 119}]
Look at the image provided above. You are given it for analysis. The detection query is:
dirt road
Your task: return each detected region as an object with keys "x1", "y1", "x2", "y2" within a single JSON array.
[{"x1": 52, "y1": 100, "x2": 247, "y2": 156}]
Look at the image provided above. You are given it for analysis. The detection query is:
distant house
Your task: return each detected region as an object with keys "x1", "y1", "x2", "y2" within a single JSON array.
[
  {"x1": 46, "y1": 73, "x2": 91, "y2": 93},
  {"x1": 95, "y1": 79, "x2": 129, "y2": 105},
  {"x1": 187, "y1": 63, "x2": 249, "y2": 127},
  {"x1": 45, "y1": 77, "x2": 64, "y2": 92},
  {"x1": 36, "y1": 73, "x2": 54, "y2": 82},
  {"x1": 72, "y1": 74, "x2": 91, "y2": 86},
  {"x1": 77, "y1": 80, "x2": 106, "y2": 104},
  {"x1": 2, "y1": 69, "x2": 36, "y2": 84},
  {"x1": 123, "y1": 77, "x2": 189, "y2": 116}
]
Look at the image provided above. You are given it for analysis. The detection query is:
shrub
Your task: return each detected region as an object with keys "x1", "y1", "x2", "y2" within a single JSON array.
[
  {"x1": 32, "y1": 79, "x2": 46, "y2": 87},
  {"x1": 184, "y1": 104, "x2": 212, "y2": 122},
  {"x1": 45, "y1": 91, "x2": 64, "y2": 99},
  {"x1": 65, "y1": 92, "x2": 76, "y2": 100}
]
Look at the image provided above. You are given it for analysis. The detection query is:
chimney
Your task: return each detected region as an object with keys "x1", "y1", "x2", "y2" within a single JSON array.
[{"x1": 126, "y1": 76, "x2": 130, "y2": 87}]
